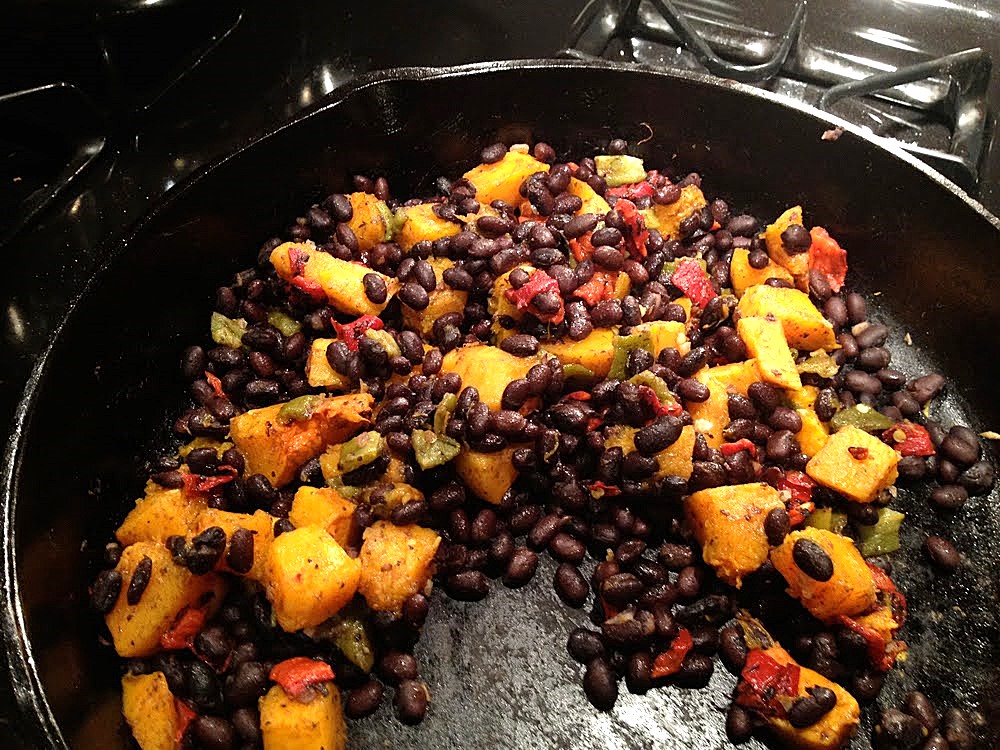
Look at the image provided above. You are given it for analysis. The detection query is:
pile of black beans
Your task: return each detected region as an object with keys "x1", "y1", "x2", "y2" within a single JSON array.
[{"x1": 90, "y1": 138, "x2": 994, "y2": 750}]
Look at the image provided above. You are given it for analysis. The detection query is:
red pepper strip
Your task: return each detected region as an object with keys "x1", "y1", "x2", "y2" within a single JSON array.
[
  {"x1": 614, "y1": 198, "x2": 649, "y2": 258},
  {"x1": 270, "y1": 657, "x2": 336, "y2": 702},
  {"x1": 586, "y1": 416, "x2": 604, "y2": 432},
  {"x1": 588, "y1": 480, "x2": 621, "y2": 498},
  {"x1": 572, "y1": 270, "x2": 619, "y2": 307},
  {"x1": 174, "y1": 699, "x2": 197, "y2": 745},
  {"x1": 160, "y1": 606, "x2": 209, "y2": 651},
  {"x1": 867, "y1": 562, "x2": 908, "y2": 622},
  {"x1": 504, "y1": 269, "x2": 566, "y2": 324},
  {"x1": 670, "y1": 258, "x2": 717, "y2": 307},
  {"x1": 565, "y1": 391, "x2": 592, "y2": 401},
  {"x1": 182, "y1": 465, "x2": 237, "y2": 497},
  {"x1": 881, "y1": 421, "x2": 935, "y2": 456},
  {"x1": 332, "y1": 314, "x2": 384, "y2": 352},
  {"x1": 808, "y1": 226, "x2": 848, "y2": 293},
  {"x1": 637, "y1": 385, "x2": 682, "y2": 419},
  {"x1": 736, "y1": 650, "x2": 801, "y2": 717},
  {"x1": 289, "y1": 274, "x2": 326, "y2": 303},
  {"x1": 651, "y1": 628, "x2": 694, "y2": 678},
  {"x1": 720, "y1": 438, "x2": 757, "y2": 458},
  {"x1": 204, "y1": 371, "x2": 225, "y2": 399},
  {"x1": 569, "y1": 232, "x2": 596, "y2": 262},
  {"x1": 835, "y1": 614, "x2": 902, "y2": 671},
  {"x1": 605, "y1": 175, "x2": 657, "y2": 202}
]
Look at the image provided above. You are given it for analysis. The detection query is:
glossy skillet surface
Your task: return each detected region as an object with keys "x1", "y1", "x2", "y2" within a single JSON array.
[{"x1": 3, "y1": 60, "x2": 999, "y2": 749}]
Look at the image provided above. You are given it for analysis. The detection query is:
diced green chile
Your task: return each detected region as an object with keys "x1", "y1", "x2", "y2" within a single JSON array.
[
  {"x1": 266, "y1": 309, "x2": 302, "y2": 337},
  {"x1": 796, "y1": 349, "x2": 840, "y2": 379},
  {"x1": 339, "y1": 431, "x2": 387, "y2": 473},
  {"x1": 308, "y1": 603, "x2": 375, "y2": 672},
  {"x1": 628, "y1": 371, "x2": 675, "y2": 405},
  {"x1": 434, "y1": 393, "x2": 458, "y2": 434},
  {"x1": 594, "y1": 155, "x2": 647, "y2": 188},
  {"x1": 609, "y1": 331, "x2": 653, "y2": 380},
  {"x1": 210, "y1": 312, "x2": 248, "y2": 349},
  {"x1": 804, "y1": 507, "x2": 847, "y2": 534},
  {"x1": 562, "y1": 363, "x2": 598, "y2": 382},
  {"x1": 365, "y1": 328, "x2": 401, "y2": 359},
  {"x1": 411, "y1": 429, "x2": 461, "y2": 470},
  {"x1": 857, "y1": 508, "x2": 905, "y2": 558},
  {"x1": 277, "y1": 395, "x2": 324, "y2": 423},
  {"x1": 829, "y1": 404, "x2": 895, "y2": 433}
]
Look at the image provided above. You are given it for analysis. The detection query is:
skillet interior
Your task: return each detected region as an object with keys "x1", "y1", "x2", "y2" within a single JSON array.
[{"x1": 4, "y1": 60, "x2": 1000, "y2": 749}]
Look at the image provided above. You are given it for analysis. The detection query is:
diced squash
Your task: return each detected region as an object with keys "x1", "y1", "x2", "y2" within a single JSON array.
[
  {"x1": 396, "y1": 203, "x2": 462, "y2": 251},
  {"x1": 764, "y1": 206, "x2": 811, "y2": 291},
  {"x1": 737, "y1": 316, "x2": 802, "y2": 390},
  {"x1": 195, "y1": 508, "x2": 277, "y2": 581},
  {"x1": 729, "y1": 247, "x2": 795, "y2": 297},
  {"x1": 540, "y1": 328, "x2": 616, "y2": 378},
  {"x1": 259, "y1": 682, "x2": 347, "y2": 750},
  {"x1": 305, "y1": 338, "x2": 352, "y2": 391},
  {"x1": 759, "y1": 646, "x2": 861, "y2": 750},
  {"x1": 737, "y1": 284, "x2": 837, "y2": 352},
  {"x1": 440, "y1": 344, "x2": 541, "y2": 411},
  {"x1": 358, "y1": 521, "x2": 441, "y2": 612},
  {"x1": 646, "y1": 320, "x2": 689, "y2": 357},
  {"x1": 116, "y1": 488, "x2": 206, "y2": 547},
  {"x1": 489, "y1": 264, "x2": 532, "y2": 345},
  {"x1": 566, "y1": 177, "x2": 611, "y2": 216},
  {"x1": 121, "y1": 672, "x2": 180, "y2": 750},
  {"x1": 786, "y1": 385, "x2": 819, "y2": 410},
  {"x1": 455, "y1": 445, "x2": 519, "y2": 505},
  {"x1": 265, "y1": 526, "x2": 361, "y2": 632},
  {"x1": 230, "y1": 393, "x2": 373, "y2": 488},
  {"x1": 603, "y1": 424, "x2": 696, "y2": 481},
  {"x1": 346, "y1": 192, "x2": 389, "y2": 253},
  {"x1": 106, "y1": 542, "x2": 226, "y2": 658},
  {"x1": 289, "y1": 486, "x2": 357, "y2": 548},
  {"x1": 686, "y1": 483, "x2": 785, "y2": 587},
  {"x1": 771, "y1": 528, "x2": 877, "y2": 622},
  {"x1": 805, "y1": 425, "x2": 899, "y2": 503},
  {"x1": 640, "y1": 185, "x2": 707, "y2": 240},
  {"x1": 463, "y1": 150, "x2": 550, "y2": 206},
  {"x1": 795, "y1": 408, "x2": 830, "y2": 457},
  {"x1": 402, "y1": 258, "x2": 468, "y2": 338},
  {"x1": 270, "y1": 242, "x2": 398, "y2": 317},
  {"x1": 688, "y1": 360, "x2": 762, "y2": 448}
]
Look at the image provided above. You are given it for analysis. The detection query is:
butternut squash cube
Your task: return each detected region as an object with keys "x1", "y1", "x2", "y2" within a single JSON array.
[
  {"x1": 259, "y1": 682, "x2": 347, "y2": 750},
  {"x1": 463, "y1": 150, "x2": 550, "y2": 206},
  {"x1": 688, "y1": 360, "x2": 762, "y2": 448},
  {"x1": 345, "y1": 191, "x2": 389, "y2": 253},
  {"x1": 737, "y1": 315, "x2": 802, "y2": 390},
  {"x1": 805, "y1": 425, "x2": 899, "y2": 503},
  {"x1": 116, "y1": 488, "x2": 206, "y2": 547},
  {"x1": 729, "y1": 247, "x2": 794, "y2": 298},
  {"x1": 289, "y1": 486, "x2": 356, "y2": 548},
  {"x1": 566, "y1": 177, "x2": 611, "y2": 216},
  {"x1": 265, "y1": 526, "x2": 361, "y2": 632},
  {"x1": 656, "y1": 424, "x2": 697, "y2": 481},
  {"x1": 771, "y1": 528, "x2": 877, "y2": 622},
  {"x1": 305, "y1": 338, "x2": 352, "y2": 391},
  {"x1": 540, "y1": 328, "x2": 616, "y2": 378},
  {"x1": 195, "y1": 508, "x2": 276, "y2": 581},
  {"x1": 121, "y1": 672, "x2": 180, "y2": 750},
  {"x1": 455, "y1": 445, "x2": 519, "y2": 505},
  {"x1": 229, "y1": 393, "x2": 373, "y2": 488},
  {"x1": 764, "y1": 206, "x2": 811, "y2": 291},
  {"x1": 269, "y1": 242, "x2": 398, "y2": 317},
  {"x1": 358, "y1": 521, "x2": 441, "y2": 613},
  {"x1": 737, "y1": 285, "x2": 837, "y2": 352},
  {"x1": 640, "y1": 185, "x2": 707, "y2": 240},
  {"x1": 795, "y1": 408, "x2": 830, "y2": 457},
  {"x1": 106, "y1": 542, "x2": 226, "y2": 657},
  {"x1": 686, "y1": 482, "x2": 785, "y2": 587},
  {"x1": 488, "y1": 264, "x2": 532, "y2": 345},
  {"x1": 402, "y1": 258, "x2": 468, "y2": 338},
  {"x1": 396, "y1": 202, "x2": 462, "y2": 251},
  {"x1": 440, "y1": 344, "x2": 541, "y2": 411}
]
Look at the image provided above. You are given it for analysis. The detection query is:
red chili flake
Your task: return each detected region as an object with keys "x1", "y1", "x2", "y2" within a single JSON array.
[
  {"x1": 615, "y1": 198, "x2": 649, "y2": 258},
  {"x1": 808, "y1": 226, "x2": 848, "y2": 293},
  {"x1": 586, "y1": 416, "x2": 604, "y2": 432},
  {"x1": 204, "y1": 371, "x2": 225, "y2": 398},
  {"x1": 588, "y1": 480, "x2": 621, "y2": 498},
  {"x1": 637, "y1": 385, "x2": 682, "y2": 419},
  {"x1": 670, "y1": 258, "x2": 717, "y2": 307},
  {"x1": 564, "y1": 391, "x2": 592, "y2": 401},
  {"x1": 160, "y1": 606, "x2": 209, "y2": 651},
  {"x1": 174, "y1": 699, "x2": 197, "y2": 744},
  {"x1": 720, "y1": 438, "x2": 757, "y2": 458},
  {"x1": 569, "y1": 232, "x2": 596, "y2": 262},
  {"x1": 504, "y1": 269, "x2": 566, "y2": 324},
  {"x1": 881, "y1": 421, "x2": 935, "y2": 456},
  {"x1": 651, "y1": 628, "x2": 694, "y2": 678},
  {"x1": 848, "y1": 446, "x2": 870, "y2": 460},
  {"x1": 736, "y1": 650, "x2": 801, "y2": 716},
  {"x1": 331, "y1": 314, "x2": 384, "y2": 352},
  {"x1": 270, "y1": 657, "x2": 336, "y2": 702},
  {"x1": 182, "y1": 465, "x2": 237, "y2": 497}
]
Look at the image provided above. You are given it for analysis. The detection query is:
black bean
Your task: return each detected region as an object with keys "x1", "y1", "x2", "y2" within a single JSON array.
[
  {"x1": 550, "y1": 533, "x2": 587, "y2": 564},
  {"x1": 780, "y1": 223, "x2": 812, "y2": 252},
  {"x1": 747, "y1": 381, "x2": 781, "y2": 413},
  {"x1": 674, "y1": 653, "x2": 714, "y2": 687},
  {"x1": 923, "y1": 535, "x2": 960, "y2": 572},
  {"x1": 764, "y1": 506, "x2": 790, "y2": 547},
  {"x1": 583, "y1": 657, "x2": 618, "y2": 711},
  {"x1": 622, "y1": 451, "x2": 658, "y2": 479},
  {"x1": 658, "y1": 543, "x2": 694, "y2": 570},
  {"x1": 445, "y1": 570, "x2": 489, "y2": 601},
  {"x1": 787, "y1": 688, "x2": 836, "y2": 728},
  {"x1": 346, "y1": 679, "x2": 384, "y2": 719},
  {"x1": 500, "y1": 334, "x2": 539, "y2": 357},
  {"x1": 601, "y1": 573, "x2": 644, "y2": 606},
  {"x1": 909, "y1": 373, "x2": 945, "y2": 404},
  {"x1": 554, "y1": 563, "x2": 590, "y2": 607},
  {"x1": 192, "y1": 716, "x2": 236, "y2": 750},
  {"x1": 501, "y1": 378, "x2": 531, "y2": 410},
  {"x1": 634, "y1": 415, "x2": 683, "y2": 455},
  {"x1": 480, "y1": 142, "x2": 507, "y2": 163},
  {"x1": 528, "y1": 513, "x2": 563, "y2": 549},
  {"x1": 958, "y1": 459, "x2": 994, "y2": 496},
  {"x1": 125, "y1": 555, "x2": 153, "y2": 606},
  {"x1": 567, "y1": 627, "x2": 605, "y2": 664},
  {"x1": 590, "y1": 299, "x2": 623, "y2": 327},
  {"x1": 362, "y1": 272, "x2": 388, "y2": 304},
  {"x1": 395, "y1": 679, "x2": 429, "y2": 725},
  {"x1": 676, "y1": 378, "x2": 710, "y2": 403},
  {"x1": 878, "y1": 707, "x2": 926, "y2": 749},
  {"x1": 187, "y1": 660, "x2": 223, "y2": 712},
  {"x1": 90, "y1": 569, "x2": 122, "y2": 614},
  {"x1": 399, "y1": 281, "x2": 429, "y2": 310},
  {"x1": 380, "y1": 651, "x2": 419, "y2": 684},
  {"x1": 793, "y1": 538, "x2": 834, "y2": 581},
  {"x1": 726, "y1": 703, "x2": 754, "y2": 744},
  {"x1": 930, "y1": 484, "x2": 968, "y2": 510},
  {"x1": 503, "y1": 547, "x2": 539, "y2": 588},
  {"x1": 903, "y1": 691, "x2": 940, "y2": 733},
  {"x1": 625, "y1": 650, "x2": 653, "y2": 695},
  {"x1": 940, "y1": 431, "x2": 979, "y2": 467},
  {"x1": 225, "y1": 661, "x2": 269, "y2": 706},
  {"x1": 719, "y1": 626, "x2": 748, "y2": 674},
  {"x1": 942, "y1": 708, "x2": 974, "y2": 750}
]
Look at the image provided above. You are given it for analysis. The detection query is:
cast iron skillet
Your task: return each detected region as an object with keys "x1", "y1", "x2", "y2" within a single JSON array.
[{"x1": 3, "y1": 60, "x2": 999, "y2": 749}]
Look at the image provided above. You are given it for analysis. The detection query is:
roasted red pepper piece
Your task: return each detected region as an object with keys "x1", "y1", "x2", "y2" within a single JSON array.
[
  {"x1": 614, "y1": 198, "x2": 649, "y2": 258},
  {"x1": 160, "y1": 605, "x2": 209, "y2": 650},
  {"x1": 204, "y1": 371, "x2": 225, "y2": 399},
  {"x1": 651, "y1": 628, "x2": 694, "y2": 678},
  {"x1": 881, "y1": 421, "x2": 935, "y2": 456},
  {"x1": 572, "y1": 269, "x2": 619, "y2": 307},
  {"x1": 670, "y1": 258, "x2": 717, "y2": 307},
  {"x1": 569, "y1": 232, "x2": 596, "y2": 262},
  {"x1": 182, "y1": 465, "x2": 237, "y2": 497},
  {"x1": 505, "y1": 269, "x2": 566, "y2": 324},
  {"x1": 588, "y1": 480, "x2": 621, "y2": 498},
  {"x1": 720, "y1": 438, "x2": 757, "y2": 458},
  {"x1": 332, "y1": 314, "x2": 384, "y2": 352},
  {"x1": 605, "y1": 172, "x2": 659, "y2": 202},
  {"x1": 269, "y1": 657, "x2": 336, "y2": 702},
  {"x1": 736, "y1": 649, "x2": 801, "y2": 717},
  {"x1": 174, "y1": 699, "x2": 197, "y2": 744},
  {"x1": 564, "y1": 391, "x2": 592, "y2": 401},
  {"x1": 808, "y1": 226, "x2": 848, "y2": 293},
  {"x1": 636, "y1": 384, "x2": 682, "y2": 419}
]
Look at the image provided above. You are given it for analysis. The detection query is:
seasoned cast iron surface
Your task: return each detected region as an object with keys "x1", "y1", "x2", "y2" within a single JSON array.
[{"x1": 5, "y1": 62, "x2": 999, "y2": 748}]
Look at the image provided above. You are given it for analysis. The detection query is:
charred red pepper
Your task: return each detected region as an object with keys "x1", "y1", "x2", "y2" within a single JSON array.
[
  {"x1": 720, "y1": 438, "x2": 757, "y2": 458},
  {"x1": 332, "y1": 314, "x2": 384, "y2": 352},
  {"x1": 615, "y1": 198, "x2": 649, "y2": 258},
  {"x1": 605, "y1": 172, "x2": 660, "y2": 202},
  {"x1": 160, "y1": 605, "x2": 209, "y2": 650},
  {"x1": 174, "y1": 700, "x2": 197, "y2": 744},
  {"x1": 504, "y1": 269, "x2": 566, "y2": 324},
  {"x1": 564, "y1": 391, "x2": 592, "y2": 401},
  {"x1": 651, "y1": 628, "x2": 694, "y2": 678},
  {"x1": 182, "y1": 465, "x2": 237, "y2": 497},
  {"x1": 736, "y1": 650, "x2": 801, "y2": 717},
  {"x1": 270, "y1": 657, "x2": 336, "y2": 702},
  {"x1": 670, "y1": 258, "x2": 717, "y2": 307},
  {"x1": 636, "y1": 384, "x2": 682, "y2": 420},
  {"x1": 287, "y1": 245, "x2": 310, "y2": 275},
  {"x1": 881, "y1": 421, "x2": 935, "y2": 456},
  {"x1": 204, "y1": 371, "x2": 225, "y2": 399},
  {"x1": 588, "y1": 480, "x2": 621, "y2": 498},
  {"x1": 572, "y1": 269, "x2": 619, "y2": 307},
  {"x1": 285, "y1": 245, "x2": 326, "y2": 302},
  {"x1": 569, "y1": 232, "x2": 596, "y2": 262},
  {"x1": 808, "y1": 226, "x2": 848, "y2": 293},
  {"x1": 775, "y1": 470, "x2": 816, "y2": 526}
]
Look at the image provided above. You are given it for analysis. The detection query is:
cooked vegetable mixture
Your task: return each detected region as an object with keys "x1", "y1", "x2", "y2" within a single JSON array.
[{"x1": 90, "y1": 138, "x2": 994, "y2": 749}]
